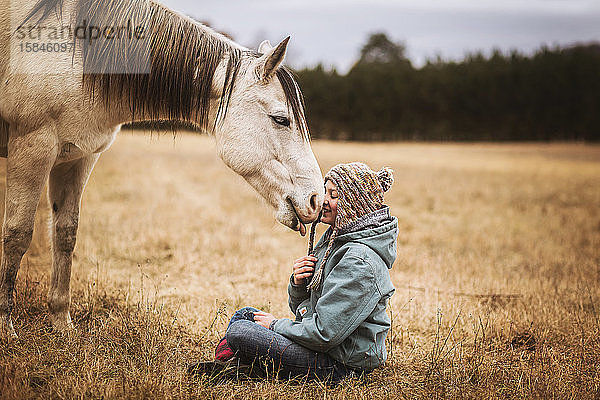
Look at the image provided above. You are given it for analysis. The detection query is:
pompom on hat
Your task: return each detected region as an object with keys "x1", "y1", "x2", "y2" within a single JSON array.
[{"x1": 307, "y1": 162, "x2": 394, "y2": 291}]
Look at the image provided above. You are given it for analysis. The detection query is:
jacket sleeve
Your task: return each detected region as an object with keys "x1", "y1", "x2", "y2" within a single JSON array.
[
  {"x1": 273, "y1": 252, "x2": 381, "y2": 353},
  {"x1": 287, "y1": 275, "x2": 310, "y2": 314}
]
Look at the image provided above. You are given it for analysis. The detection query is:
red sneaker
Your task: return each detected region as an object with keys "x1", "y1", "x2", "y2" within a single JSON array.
[{"x1": 215, "y1": 337, "x2": 234, "y2": 361}]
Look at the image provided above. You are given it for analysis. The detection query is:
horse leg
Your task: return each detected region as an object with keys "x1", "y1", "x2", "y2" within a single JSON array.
[
  {"x1": 0, "y1": 127, "x2": 58, "y2": 338},
  {"x1": 47, "y1": 154, "x2": 99, "y2": 332}
]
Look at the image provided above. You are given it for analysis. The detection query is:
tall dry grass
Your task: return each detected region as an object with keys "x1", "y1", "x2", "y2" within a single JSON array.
[{"x1": 1, "y1": 131, "x2": 599, "y2": 399}]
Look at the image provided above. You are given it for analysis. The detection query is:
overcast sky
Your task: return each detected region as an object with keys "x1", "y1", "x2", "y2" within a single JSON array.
[{"x1": 163, "y1": 0, "x2": 600, "y2": 72}]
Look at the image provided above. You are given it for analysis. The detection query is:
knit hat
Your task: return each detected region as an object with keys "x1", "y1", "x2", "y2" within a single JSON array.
[{"x1": 307, "y1": 162, "x2": 394, "y2": 291}]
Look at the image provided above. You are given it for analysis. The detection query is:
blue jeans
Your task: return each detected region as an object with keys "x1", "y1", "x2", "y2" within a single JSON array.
[{"x1": 225, "y1": 307, "x2": 360, "y2": 383}]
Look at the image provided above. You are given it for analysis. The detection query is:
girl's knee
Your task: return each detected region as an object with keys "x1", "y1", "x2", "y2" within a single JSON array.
[
  {"x1": 226, "y1": 319, "x2": 257, "y2": 349},
  {"x1": 230, "y1": 306, "x2": 260, "y2": 323},
  {"x1": 236, "y1": 306, "x2": 260, "y2": 313}
]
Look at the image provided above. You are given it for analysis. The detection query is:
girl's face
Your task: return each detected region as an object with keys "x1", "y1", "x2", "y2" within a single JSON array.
[{"x1": 321, "y1": 180, "x2": 338, "y2": 226}]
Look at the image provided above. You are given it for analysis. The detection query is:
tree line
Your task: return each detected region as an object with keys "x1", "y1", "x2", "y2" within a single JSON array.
[{"x1": 295, "y1": 33, "x2": 600, "y2": 142}]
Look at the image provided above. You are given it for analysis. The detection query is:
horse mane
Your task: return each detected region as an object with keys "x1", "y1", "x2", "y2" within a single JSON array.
[{"x1": 20, "y1": 0, "x2": 310, "y2": 139}]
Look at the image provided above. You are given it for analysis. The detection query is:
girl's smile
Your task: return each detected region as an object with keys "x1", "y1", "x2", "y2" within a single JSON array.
[{"x1": 321, "y1": 180, "x2": 338, "y2": 225}]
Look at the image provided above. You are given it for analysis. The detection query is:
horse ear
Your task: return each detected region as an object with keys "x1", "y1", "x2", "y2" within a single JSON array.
[
  {"x1": 258, "y1": 36, "x2": 290, "y2": 81},
  {"x1": 258, "y1": 40, "x2": 273, "y2": 54}
]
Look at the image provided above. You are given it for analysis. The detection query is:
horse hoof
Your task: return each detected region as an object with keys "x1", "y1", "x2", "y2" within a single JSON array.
[
  {"x1": 0, "y1": 318, "x2": 18, "y2": 340},
  {"x1": 49, "y1": 312, "x2": 75, "y2": 333}
]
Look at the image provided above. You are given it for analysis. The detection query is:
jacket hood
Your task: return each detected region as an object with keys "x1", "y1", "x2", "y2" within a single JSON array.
[{"x1": 334, "y1": 210, "x2": 398, "y2": 269}]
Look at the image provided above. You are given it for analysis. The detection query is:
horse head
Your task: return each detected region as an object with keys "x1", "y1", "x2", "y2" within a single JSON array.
[{"x1": 211, "y1": 38, "x2": 323, "y2": 234}]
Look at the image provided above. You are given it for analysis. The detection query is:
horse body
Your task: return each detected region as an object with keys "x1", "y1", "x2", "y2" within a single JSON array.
[{"x1": 0, "y1": 0, "x2": 323, "y2": 338}]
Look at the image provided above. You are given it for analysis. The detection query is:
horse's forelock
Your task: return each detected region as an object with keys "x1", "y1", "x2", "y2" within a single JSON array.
[{"x1": 276, "y1": 67, "x2": 310, "y2": 142}]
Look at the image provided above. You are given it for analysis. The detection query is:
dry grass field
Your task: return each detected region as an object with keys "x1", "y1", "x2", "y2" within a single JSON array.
[{"x1": 0, "y1": 131, "x2": 599, "y2": 399}]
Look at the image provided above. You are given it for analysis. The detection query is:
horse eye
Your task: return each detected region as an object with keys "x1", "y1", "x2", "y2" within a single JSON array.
[{"x1": 270, "y1": 115, "x2": 291, "y2": 127}]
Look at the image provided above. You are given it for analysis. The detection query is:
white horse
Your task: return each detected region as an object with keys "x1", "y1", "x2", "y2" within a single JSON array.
[{"x1": 0, "y1": 0, "x2": 323, "y2": 338}]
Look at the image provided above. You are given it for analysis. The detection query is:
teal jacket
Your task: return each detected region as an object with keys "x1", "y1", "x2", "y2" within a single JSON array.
[{"x1": 273, "y1": 207, "x2": 397, "y2": 371}]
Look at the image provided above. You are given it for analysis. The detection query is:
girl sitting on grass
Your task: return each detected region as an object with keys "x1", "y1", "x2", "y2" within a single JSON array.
[{"x1": 190, "y1": 162, "x2": 397, "y2": 383}]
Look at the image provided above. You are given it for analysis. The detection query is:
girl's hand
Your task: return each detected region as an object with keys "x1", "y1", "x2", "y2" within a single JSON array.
[
  {"x1": 253, "y1": 311, "x2": 276, "y2": 329},
  {"x1": 292, "y1": 255, "x2": 318, "y2": 285}
]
